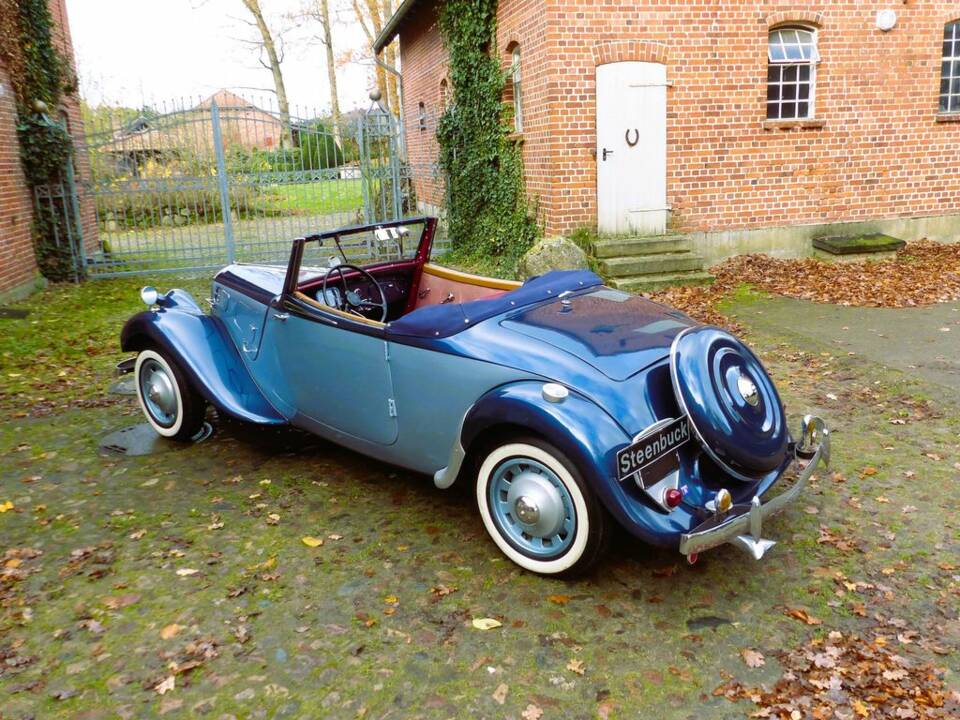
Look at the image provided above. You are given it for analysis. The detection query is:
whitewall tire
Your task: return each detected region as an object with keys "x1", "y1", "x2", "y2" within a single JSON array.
[
  {"x1": 475, "y1": 438, "x2": 609, "y2": 577},
  {"x1": 134, "y1": 349, "x2": 206, "y2": 441}
]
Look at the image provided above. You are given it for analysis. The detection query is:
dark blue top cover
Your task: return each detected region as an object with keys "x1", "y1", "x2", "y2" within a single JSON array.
[
  {"x1": 387, "y1": 270, "x2": 603, "y2": 339},
  {"x1": 670, "y1": 326, "x2": 789, "y2": 480}
]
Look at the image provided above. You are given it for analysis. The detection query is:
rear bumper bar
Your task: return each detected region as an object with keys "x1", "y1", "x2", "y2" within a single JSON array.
[{"x1": 679, "y1": 415, "x2": 830, "y2": 560}]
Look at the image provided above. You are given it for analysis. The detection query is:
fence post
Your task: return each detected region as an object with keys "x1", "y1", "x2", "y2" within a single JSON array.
[{"x1": 210, "y1": 101, "x2": 235, "y2": 264}]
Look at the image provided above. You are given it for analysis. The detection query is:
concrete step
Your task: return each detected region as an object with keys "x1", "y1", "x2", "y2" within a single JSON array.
[
  {"x1": 609, "y1": 271, "x2": 715, "y2": 293},
  {"x1": 592, "y1": 235, "x2": 692, "y2": 259},
  {"x1": 599, "y1": 251, "x2": 704, "y2": 278}
]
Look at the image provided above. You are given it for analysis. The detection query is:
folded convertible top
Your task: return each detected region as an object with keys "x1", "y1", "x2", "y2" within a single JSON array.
[{"x1": 386, "y1": 269, "x2": 603, "y2": 339}]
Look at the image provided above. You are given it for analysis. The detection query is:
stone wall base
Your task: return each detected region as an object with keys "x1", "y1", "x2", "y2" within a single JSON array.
[{"x1": 690, "y1": 213, "x2": 960, "y2": 266}]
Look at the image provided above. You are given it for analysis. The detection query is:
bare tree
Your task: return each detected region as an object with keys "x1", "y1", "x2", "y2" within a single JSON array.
[
  {"x1": 352, "y1": 0, "x2": 399, "y2": 113},
  {"x1": 239, "y1": 0, "x2": 293, "y2": 147},
  {"x1": 306, "y1": 0, "x2": 343, "y2": 144}
]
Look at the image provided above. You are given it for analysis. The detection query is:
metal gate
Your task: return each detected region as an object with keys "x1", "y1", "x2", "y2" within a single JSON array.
[{"x1": 59, "y1": 94, "x2": 443, "y2": 278}]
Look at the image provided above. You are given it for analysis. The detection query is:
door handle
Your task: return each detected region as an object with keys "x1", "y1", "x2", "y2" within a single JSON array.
[
  {"x1": 602, "y1": 148, "x2": 614, "y2": 161},
  {"x1": 272, "y1": 312, "x2": 289, "y2": 321}
]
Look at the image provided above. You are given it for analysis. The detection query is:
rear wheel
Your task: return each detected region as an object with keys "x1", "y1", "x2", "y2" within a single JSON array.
[
  {"x1": 135, "y1": 349, "x2": 206, "y2": 441},
  {"x1": 475, "y1": 437, "x2": 609, "y2": 577}
]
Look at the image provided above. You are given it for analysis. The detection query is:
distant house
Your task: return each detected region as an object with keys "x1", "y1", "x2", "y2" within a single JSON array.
[
  {"x1": 377, "y1": 1, "x2": 960, "y2": 263},
  {"x1": 101, "y1": 90, "x2": 288, "y2": 173}
]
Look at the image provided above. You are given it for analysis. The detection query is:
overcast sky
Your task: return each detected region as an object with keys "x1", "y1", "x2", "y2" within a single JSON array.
[{"x1": 67, "y1": 0, "x2": 378, "y2": 116}]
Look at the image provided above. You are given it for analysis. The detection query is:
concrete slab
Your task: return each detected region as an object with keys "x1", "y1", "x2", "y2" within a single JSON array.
[{"x1": 727, "y1": 296, "x2": 960, "y2": 398}]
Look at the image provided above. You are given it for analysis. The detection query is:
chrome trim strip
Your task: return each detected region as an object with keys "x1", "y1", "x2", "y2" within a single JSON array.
[{"x1": 678, "y1": 417, "x2": 830, "y2": 558}]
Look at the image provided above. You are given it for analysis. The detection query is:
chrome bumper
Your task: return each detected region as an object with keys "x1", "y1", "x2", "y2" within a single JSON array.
[{"x1": 679, "y1": 416, "x2": 830, "y2": 561}]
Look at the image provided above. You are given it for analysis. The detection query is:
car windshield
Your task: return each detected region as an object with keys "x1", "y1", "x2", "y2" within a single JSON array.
[{"x1": 299, "y1": 219, "x2": 428, "y2": 269}]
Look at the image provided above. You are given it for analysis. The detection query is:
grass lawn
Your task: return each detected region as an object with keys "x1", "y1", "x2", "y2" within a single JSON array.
[{"x1": 251, "y1": 179, "x2": 364, "y2": 217}]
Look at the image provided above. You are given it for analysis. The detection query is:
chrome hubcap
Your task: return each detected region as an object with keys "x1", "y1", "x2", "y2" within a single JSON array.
[
  {"x1": 139, "y1": 359, "x2": 177, "y2": 427},
  {"x1": 515, "y1": 496, "x2": 540, "y2": 525},
  {"x1": 736, "y1": 370, "x2": 760, "y2": 407},
  {"x1": 488, "y1": 457, "x2": 575, "y2": 559}
]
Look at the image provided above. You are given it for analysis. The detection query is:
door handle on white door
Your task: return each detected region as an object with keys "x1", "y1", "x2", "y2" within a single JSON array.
[{"x1": 602, "y1": 148, "x2": 614, "y2": 161}]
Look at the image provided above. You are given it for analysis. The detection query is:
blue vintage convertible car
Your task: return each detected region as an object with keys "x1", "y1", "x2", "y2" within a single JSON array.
[{"x1": 120, "y1": 217, "x2": 829, "y2": 576}]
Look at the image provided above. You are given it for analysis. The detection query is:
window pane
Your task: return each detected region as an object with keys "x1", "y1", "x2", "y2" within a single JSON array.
[
  {"x1": 952, "y1": 78, "x2": 960, "y2": 95},
  {"x1": 769, "y1": 44, "x2": 786, "y2": 62},
  {"x1": 798, "y1": 83, "x2": 810, "y2": 100},
  {"x1": 782, "y1": 102, "x2": 797, "y2": 119},
  {"x1": 767, "y1": 101, "x2": 780, "y2": 119},
  {"x1": 797, "y1": 101, "x2": 810, "y2": 118},
  {"x1": 784, "y1": 65, "x2": 798, "y2": 82},
  {"x1": 767, "y1": 84, "x2": 780, "y2": 101},
  {"x1": 782, "y1": 84, "x2": 797, "y2": 100},
  {"x1": 767, "y1": 66, "x2": 780, "y2": 82},
  {"x1": 799, "y1": 65, "x2": 811, "y2": 81},
  {"x1": 941, "y1": 95, "x2": 950, "y2": 112}
]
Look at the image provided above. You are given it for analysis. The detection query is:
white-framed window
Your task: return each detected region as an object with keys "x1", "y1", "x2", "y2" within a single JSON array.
[
  {"x1": 511, "y1": 46, "x2": 523, "y2": 132},
  {"x1": 941, "y1": 21, "x2": 960, "y2": 113},
  {"x1": 767, "y1": 26, "x2": 819, "y2": 120}
]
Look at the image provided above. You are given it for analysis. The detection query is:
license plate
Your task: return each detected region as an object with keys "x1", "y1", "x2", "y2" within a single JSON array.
[{"x1": 617, "y1": 416, "x2": 691, "y2": 485}]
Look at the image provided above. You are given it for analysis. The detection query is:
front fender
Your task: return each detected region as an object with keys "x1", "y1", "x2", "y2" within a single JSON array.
[
  {"x1": 461, "y1": 381, "x2": 701, "y2": 548},
  {"x1": 120, "y1": 294, "x2": 285, "y2": 426}
]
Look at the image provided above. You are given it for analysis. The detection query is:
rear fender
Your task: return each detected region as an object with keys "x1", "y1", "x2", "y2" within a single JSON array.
[
  {"x1": 120, "y1": 293, "x2": 285, "y2": 425},
  {"x1": 461, "y1": 381, "x2": 701, "y2": 547}
]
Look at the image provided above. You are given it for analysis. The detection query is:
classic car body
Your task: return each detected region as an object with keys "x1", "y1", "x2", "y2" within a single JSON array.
[{"x1": 120, "y1": 217, "x2": 829, "y2": 576}]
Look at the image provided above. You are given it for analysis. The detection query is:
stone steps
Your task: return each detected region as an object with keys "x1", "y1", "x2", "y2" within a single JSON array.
[
  {"x1": 608, "y1": 271, "x2": 716, "y2": 293},
  {"x1": 592, "y1": 235, "x2": 692, "y2": 258},
  {"x1": 598, "y1": 251, "x2": 704, "y2": 278},
  {"x1": 589, "y1": 233, "x2": 714, "y2": 291}
]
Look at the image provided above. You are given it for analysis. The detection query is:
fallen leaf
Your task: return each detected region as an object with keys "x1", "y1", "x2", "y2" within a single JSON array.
[
  {"x1": 301, "y1": 536, "x2": 324, "y2": 548},
  {"x1": 741, "y1": 648, "x2": 765, "y2": 668},
  {"x1": 266, "y1": 513, "x2": 280, "y2": 525},
  {"x1": 0, "y1": 501, "x2": 14, "y2": 513},
  {"x1": 102, "y1": 593, "x2": 140, "y2": 610},
  {"x1": 566, "y1": 658, "x2": 586, "y2": 675},
  {"x1": 155, "y1": 676, "x2": 175, "y2": 695},
  {"x1": 327, "y1": 533, "x2": 343, "y2": 540},
  {"x1": 384, "y1": 595, "x2": 399, "y2": 604},
  {"x1": 129, "y1": 529, "x2": 146, "y2": 540},
  {"x1": 160, "y1": 624, "x2": 183, "y2": 640},
  {"x1": 429, "y1": 584, "x2": 457, "y2": 598},
  {"x1": 784, "y1": 607, "x2": 822, "y2": 625},
  {"x1": 176, "y1": 568, "x2": 198, "y2": 577},
  {"x1": 491, "y1": 683, "x2": 508, "y2": 705},
  {"x1": 471, "y1": 618, "x2": 502, "y2": 631},
  {"x1": 546, "y1": 594, "x2": 570, "y2": 605},
  {"x1": 521, "y1": 704, "x2": 543, "y2": 720}
]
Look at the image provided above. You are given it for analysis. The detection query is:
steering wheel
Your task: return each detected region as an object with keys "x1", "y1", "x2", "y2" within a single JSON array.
[{"x1": 320, "y1": 264, "x2": 389, "y2": 322}]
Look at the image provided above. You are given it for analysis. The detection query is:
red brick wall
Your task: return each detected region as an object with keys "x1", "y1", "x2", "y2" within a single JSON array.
[
  {"x1": 0, "y1": 0, "x2": 96, "y2": 297},
  {"x1": 0, "y1": 59, "x2": 38, "y2": 296},
  {"x1": 398, "y1": 1, "x2": 960, "y2": 239}
]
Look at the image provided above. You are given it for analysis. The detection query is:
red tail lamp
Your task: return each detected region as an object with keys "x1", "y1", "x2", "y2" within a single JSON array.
[{"x1": 664, "y1": 488, "x2": 683, "y2": 508}]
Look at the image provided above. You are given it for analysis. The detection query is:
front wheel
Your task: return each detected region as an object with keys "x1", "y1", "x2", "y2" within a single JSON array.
[
  {"x1": 135, "y1": 349, "x2": 206, "y2": 441},
  {"x1": 475, "y1": 438, "x2": 610, "y2": 577}
]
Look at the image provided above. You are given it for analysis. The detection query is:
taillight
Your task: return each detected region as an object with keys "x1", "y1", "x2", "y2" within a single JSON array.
[{"x1": 664, "y1": 488, "x2": 683, "y2": 508}]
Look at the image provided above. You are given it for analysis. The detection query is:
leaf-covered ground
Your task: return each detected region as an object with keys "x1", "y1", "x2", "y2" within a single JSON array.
[
  {"x1": 651, "y1": 241, "x2": 960, "y2": 331},
  {"x1": 0, "y1": 277, "x2": 958, "y2": 719}
]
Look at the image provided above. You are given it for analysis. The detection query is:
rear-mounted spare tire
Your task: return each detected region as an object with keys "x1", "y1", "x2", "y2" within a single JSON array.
[{"x1": 669, "y1": 326, "x2": 788, "y2": 481}]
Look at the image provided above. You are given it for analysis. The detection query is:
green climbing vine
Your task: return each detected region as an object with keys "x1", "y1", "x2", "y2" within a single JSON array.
[
  {"x1": 436, "y1": 0, "x2": 539, "y2": 274},
  {"x1": 0, "y1": 0, "x2": 79, "y2": 281}
]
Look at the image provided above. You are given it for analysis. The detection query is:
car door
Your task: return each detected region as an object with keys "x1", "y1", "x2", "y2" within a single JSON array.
[{"x1": 266, "y1": 296, "x2": 398, "y2": 445}]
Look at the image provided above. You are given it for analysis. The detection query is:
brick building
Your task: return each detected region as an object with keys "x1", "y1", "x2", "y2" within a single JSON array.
[
  {"x1": 376, "y1": 1, "x2": 960, "y2": 267},
  {"x1": 0, "y1": 0, "x2": 95, "y2": 301}
]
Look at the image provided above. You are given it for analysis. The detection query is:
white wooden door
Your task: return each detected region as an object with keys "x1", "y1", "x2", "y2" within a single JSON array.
[{"x1": 596, "y1": 62, "x2": 668, "y2": 235}]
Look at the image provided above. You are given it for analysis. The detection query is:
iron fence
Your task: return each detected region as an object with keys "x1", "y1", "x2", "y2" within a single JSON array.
[{"x1": 46, "y1": 95, "x2": 446, "y2": 278}]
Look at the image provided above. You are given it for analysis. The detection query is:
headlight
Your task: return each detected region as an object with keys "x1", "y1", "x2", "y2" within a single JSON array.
[{"x1": 140, "y1": 286, "x2": 159, "y2": 307}]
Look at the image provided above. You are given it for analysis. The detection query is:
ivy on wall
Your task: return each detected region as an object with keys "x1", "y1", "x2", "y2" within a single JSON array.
[
  {"x1": 436, "y1": 0, "x2": 539, "y2": 273},
  {"x1": 0, "y1": 0, "x2": 79, "y2": 281}
]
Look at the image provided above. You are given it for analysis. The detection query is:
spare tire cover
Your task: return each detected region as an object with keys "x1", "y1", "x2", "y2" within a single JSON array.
[{"x1": 670, "y1": 326, "x2": 788, "y2": 481}]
